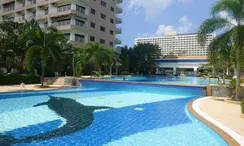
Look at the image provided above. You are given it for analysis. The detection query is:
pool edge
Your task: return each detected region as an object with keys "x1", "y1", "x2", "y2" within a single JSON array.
[
  {"x1": 188, "y1": 98, "x2": 241, "y2": 146},
  {"x1": 80, "y1": 79, "x2": 206, "y2": 88}
]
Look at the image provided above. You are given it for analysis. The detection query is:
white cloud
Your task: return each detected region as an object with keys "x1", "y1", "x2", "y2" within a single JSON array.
[
  {"x1": 156, "y1": 15, "x2": 192, "y2": 36},
  {"x1": 219, "y1": 11, "x2": 228, "y2": 19},
  {"x1": 178, "y1": 16, "x2": 192, "y2": 33},
  {"x1": 156, "y1": 25, "x2": 175, "y2": 36},
  {"x1": 128, "y1": 0, "x2": 192, "y2": 20},
  {"x1": 219, "y1": 11, "x2": 238, "y2": 26}
]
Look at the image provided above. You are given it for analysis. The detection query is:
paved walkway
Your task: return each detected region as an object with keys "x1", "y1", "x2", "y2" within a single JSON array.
[
  {"x1": 199, "y1": 97, "x2": 244, "y2": 137},
  {"x1": 0, "y1": 84, "x2": 73, "y2": 92}
]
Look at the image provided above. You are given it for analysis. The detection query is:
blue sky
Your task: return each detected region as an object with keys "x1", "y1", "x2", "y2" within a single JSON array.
[{"x1": 118, "y1": 0, "x2": 218, "y2": 47}]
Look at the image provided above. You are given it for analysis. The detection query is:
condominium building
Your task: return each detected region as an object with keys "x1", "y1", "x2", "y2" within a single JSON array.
[
  {"x1": 135, "y1": 31, "x2": 216, "y2": 57},
  {"x1": 0, "y1": 0, "x2": 122, "y2": 48}
]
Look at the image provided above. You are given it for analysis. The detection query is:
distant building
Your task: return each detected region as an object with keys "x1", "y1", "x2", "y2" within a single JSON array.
[
  {"x1": 155, "y1": 56, "x2": 208, "y2": 75},
  {"x1": 135, "y1": 31, "x2": 215, "y2": 57},
  {"x1": 0, "y1": 0, "x2": 123, "y2": 48}
]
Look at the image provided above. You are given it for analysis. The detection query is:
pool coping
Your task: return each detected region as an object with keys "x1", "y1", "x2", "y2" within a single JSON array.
[
  {"x1": 80, "y1": 79, "x2": 206, "y2": 88},
  {"x1": 188, "y1": 97, "x2": 243, "y2": 146}
]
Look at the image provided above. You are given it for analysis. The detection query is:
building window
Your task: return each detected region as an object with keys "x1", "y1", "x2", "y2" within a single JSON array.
[
  {"x1": 76, "y1": 5, "x2": 85, "y2": 14},
  {"x1": 90, "y1": 36, "x2": 95, "y2": 42},
  {"x1": 44, "y1": 8, "x2": 48, "y2": 15},
  {"x1": 110, "y1": 18, "x2": 114, "y2": 24},
  {"x1": 75, "y1": 19, "x2": 85, "y2": 27},
  {"x1": 110, "y1": 30, "x2": 114, "y2": 35},
  {"x1": 58, "y1": 4, "x2": 71, "y2": 12},
  {"x1": 64, "y1": 33, "x2": 70, "y2": 40},
  {"x1": 90, "y1": 22, "x2": 95, "y2": 28},
  {"x1": 101, "y1": 13, "x2": 106, "y2": 20},
  {"x1": 57, "y1": 19, "x2": 71, "y2": 26},
  {"x1": 109, "y1": 42, "x2": 113, "y2": 47},
  {"x1": 100, "y1": 39, "x2": 105, "y2": 44},
  {"x1": 101, "y1": 1, "x2": 106, "y2": 7},
  {"x1": 44, "y1": 22, "x2": 48, "y2": 28},
  {"x1": 75, "y1": 34, "x2": 85, "y2": 43},
  {"x1": 91, "y1": 8, "x2": 96, "y2": 15},
  {"x1": 100, "y1": 26, "x2": 106, "y2": 32},
  {"x1": 3, "y1": 3, "x2": 15, "y2": 12},
  {"x1": 111, "y1": 7, "x2": 114, "y2": 12}
]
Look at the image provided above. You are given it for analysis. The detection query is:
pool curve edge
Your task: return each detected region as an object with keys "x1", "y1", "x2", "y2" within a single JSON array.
[{"x1": 188, "y1": 98, "x2": 240, "y2": 146}]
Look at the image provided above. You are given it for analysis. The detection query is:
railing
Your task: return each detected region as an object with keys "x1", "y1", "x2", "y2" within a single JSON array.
[{"x1": 3, "y1": 6, "x2": 14, "y2": 12}]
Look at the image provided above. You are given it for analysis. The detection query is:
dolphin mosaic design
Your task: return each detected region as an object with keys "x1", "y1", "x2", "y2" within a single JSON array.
[{"x1": 0, "y1": 96, "x2": 113, "y2": 146}]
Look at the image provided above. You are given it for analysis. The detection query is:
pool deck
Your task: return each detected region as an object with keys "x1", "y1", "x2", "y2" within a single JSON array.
[
  {"x1": 0, "y1": 84, "x2": 73, "y2": 92},
  {"x1": 189, "y1": 97, "x2": 244, "y2": 146},
  {"x1": 199, "y1": 98, "x2": 244, "y2": 137}
]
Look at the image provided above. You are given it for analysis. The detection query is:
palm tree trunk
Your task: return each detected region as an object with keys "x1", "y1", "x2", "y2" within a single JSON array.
[
  {"x1": 109, "y1": 65, "x2": 112, "y2": 75},
  {"x1": 72, "y1": 55, "x2": 75, "y2": 77},
  {"x1": 41, "y1": 67, "x2": 45, "y2": 87},
  {"x1": 235, "y1": 54, "x2": 241, "y2": 101}
]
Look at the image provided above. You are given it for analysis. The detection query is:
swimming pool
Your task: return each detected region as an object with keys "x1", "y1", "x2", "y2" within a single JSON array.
[
  {"x1": 0, "y1": 81, "x2": 227, "y2": 146},
  {"x1": 102, "y1": 75, "x2": 220, "y2": 86}
]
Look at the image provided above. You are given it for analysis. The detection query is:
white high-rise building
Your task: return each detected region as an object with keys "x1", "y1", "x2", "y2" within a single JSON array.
[
  {"x1": 135, "y1": 31, "x2": 216, "y2": 57},
  {"x1": 0, "y1": 0, "x2": 123, "y2": 48}
]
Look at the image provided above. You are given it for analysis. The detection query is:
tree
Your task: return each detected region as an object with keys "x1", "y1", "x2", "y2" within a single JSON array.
[
  {"x1": 131, "y1": 43, "x2": 161, "y2": 75},
  {"x1": 198, "y1": 0, "x2": 244, "y2": 101},
  {"x1": 106, "y1": 48, "x2": 120, "y2": 75},
  {"x1": 208, "y1": 36, "x2": 232, "y2": 84},
  {"x1": 23, "y1": 26, "x2": 66, "y2": 86},
  {"x1": 0, "y1": 20, "x2": 40, "y2": 73},
  {"x1": 85, "y1": 42, "x2": 110, "y2": 72}
]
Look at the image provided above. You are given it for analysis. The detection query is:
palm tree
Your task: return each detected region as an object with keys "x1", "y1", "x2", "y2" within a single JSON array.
[
  {"x1": 208, "y1": 37, "x2": 231, "y2": 84},
  {"x1": 106, "y1": 48, "x2": 120, "y2": 75},
  {"x1": 23, "y1": 26, "x2": 66, "y2": 86},
  {"x1": 198, "y1": 0, "x2": 244, "y2": 101},
  {"x1": 85, "y1": 42, "x2": 110, "y2": 72}
]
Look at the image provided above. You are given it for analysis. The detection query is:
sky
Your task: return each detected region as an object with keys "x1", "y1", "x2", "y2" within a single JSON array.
[{"x1": 118, "y1": 0, "x2": 218, "y2": 47}]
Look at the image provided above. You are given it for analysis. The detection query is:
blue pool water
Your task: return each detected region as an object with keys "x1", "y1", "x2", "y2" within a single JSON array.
[
  {"x1": 102, "y1": 75, "x2": 219, "y2": 86},
  {"x1": 0, "y1": 81, "x2": 227, "y2": 146}
]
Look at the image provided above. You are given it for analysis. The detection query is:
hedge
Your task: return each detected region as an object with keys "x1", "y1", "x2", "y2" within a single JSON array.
[{"x1": 0, "y1": 74, "x2": 40, "y2": 85}]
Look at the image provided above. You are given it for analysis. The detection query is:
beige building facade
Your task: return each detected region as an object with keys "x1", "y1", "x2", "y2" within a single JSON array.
[
  {"x1": 135, "y1": 31, "x2": 215, "y2": 57},
  {"x1": 0, "y1": 0, "x2": 122, "y2": 48}
]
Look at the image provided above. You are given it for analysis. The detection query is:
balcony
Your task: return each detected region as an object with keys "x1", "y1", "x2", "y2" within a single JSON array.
[
  {"x1": 115, "y1": 5, "x2": 122, "y2": 14},
  {"x1": 50, "y1": 10, "x2": 88, "y2": 19},
  {"x1": 115, "y1": 15, "x2": 122, "y2": 24},
  {"x1": 36, "y1": 14, "x2": 48, "y2": 20},
  {"x1": 115, "y1": 28, "x2": 122, "y2": 34},
  {"x1": 37, "y1": 0, "x2": 49, "y2": 7},
  {"x1": 116, "y1": 0, "x2": 123, "y2": 4},
  {"x1": 2, "y1": 0, "x2": 15, "y2": 5},
  {"x1": 115, "y1": 38, "x2": 122, "y2": 44},
  {"x1": 15, "y1": 16, "x2": 25, "y2": 23},
  {"x1": 54, "y1": 20, "x2": 88, "y2": 33},
  {"x1": 50, "y1": 0, "x2": 89, "y2": 5}
]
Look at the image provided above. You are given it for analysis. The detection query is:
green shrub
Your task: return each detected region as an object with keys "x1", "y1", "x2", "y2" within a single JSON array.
[
  {"x1": 228, "y1": 79, "x2": 244, "y2": 101},
  {"x1": 121, "y1": 71, "x2": 130, "y2": 75},
  {"x1": 0, "y1": 74, "x2": 40, "y2": 85},
  {"x1": 225, "y1": 76, "x2": 233, "y2": 80},
  {"x1": 241, "y1": 100, "x2": 244, "y2": 114}
]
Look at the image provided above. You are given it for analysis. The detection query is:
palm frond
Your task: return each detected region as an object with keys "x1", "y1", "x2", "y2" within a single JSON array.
[{"x1": 198, "y1": 17, "x2": 232, "y2": 45}]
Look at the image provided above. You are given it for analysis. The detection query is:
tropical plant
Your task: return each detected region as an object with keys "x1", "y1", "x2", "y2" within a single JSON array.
[
  {"x1": 23, "y1": 26, "x2": 66, "y2": 86},
  {"x1": 208, "y1": 36, "x2": 232, "y2": 84},
  {"x1": 198, "y1": 0, "x2": 244, "y2": 101},
  {"x1": 0, "y1": 20, "x2": 40, "y2": 73},
  {"x1": 106, "y1": 48, "x2": 120, "y2": 75},
  {"x1": 85, "y1": 42, "x2": 110, "y2": 72}
]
